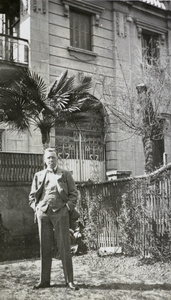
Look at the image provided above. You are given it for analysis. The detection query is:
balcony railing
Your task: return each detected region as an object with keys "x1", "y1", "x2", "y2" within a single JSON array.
[{"x1": 0, "y1": 34, "x2": 29, "y2": 65}]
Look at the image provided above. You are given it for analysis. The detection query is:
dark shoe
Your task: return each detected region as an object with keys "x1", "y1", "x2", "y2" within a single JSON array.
[
  {"x1": 33, "y1": 282, "x2": 50, "y2": 289},
  {"x1": 67, "y1": 282, "x2": 79, "y2": 290}
]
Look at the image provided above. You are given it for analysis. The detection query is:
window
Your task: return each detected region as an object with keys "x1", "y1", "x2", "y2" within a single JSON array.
[
  {"x1": 0, "y1": 0, "x2": 20, "y2": 36},
  {"x1": 70, "y1": 9, "x2": 91, "y2": 51},
  {"x1": 153, "y1": 138, "x2": 164, "y2": 169},
  {"x1": 142, "y1": 32, "x2": 159, "y2": 65}
]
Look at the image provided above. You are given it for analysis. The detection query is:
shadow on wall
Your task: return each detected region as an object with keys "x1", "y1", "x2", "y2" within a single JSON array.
[
  {"x1": 0, "y1": 211, "x2": 39, "y2": 261},
  {"x1": 0, "y1": 233, "x2": 40, "y2": 262}
]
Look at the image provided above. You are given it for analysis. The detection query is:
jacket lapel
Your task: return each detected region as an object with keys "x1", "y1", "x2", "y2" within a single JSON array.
[
  {"x1": 55, "y1": 166, "x2": 63, "y2": 180},
  {"x1": 55, "y1": 167, "x2": 68, "y2": 201},
  {"x1": 35, "y1": 169, "x2": 48, "y2": 201}
]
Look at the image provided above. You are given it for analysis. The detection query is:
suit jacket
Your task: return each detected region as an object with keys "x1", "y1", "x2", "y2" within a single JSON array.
[{"x1": 29, "y1": 167, "x2": 78, "y2": 213}]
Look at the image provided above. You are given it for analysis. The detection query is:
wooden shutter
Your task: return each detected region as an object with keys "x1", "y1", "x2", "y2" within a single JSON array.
[{"x1": 70, "y1": 10, "x2": 91, "y2": 51}]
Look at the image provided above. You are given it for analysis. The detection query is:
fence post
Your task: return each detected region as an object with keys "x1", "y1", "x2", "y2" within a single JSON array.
[{"x1": 163, "y1": 152, "x2": 167, "y2": 166}]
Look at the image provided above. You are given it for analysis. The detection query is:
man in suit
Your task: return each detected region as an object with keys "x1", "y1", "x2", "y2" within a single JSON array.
[{"x1": 29, "y1": 148, "x2": 79, "y2": 290}]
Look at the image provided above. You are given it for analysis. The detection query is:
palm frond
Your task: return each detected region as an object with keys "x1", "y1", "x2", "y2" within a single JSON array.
[
  {"x1": 48, "y1": 70, "x2": 69, "y2": 97},
  {"x1": 0, "y1": 95, "x2": 31, "y2": 131},
  {"x1": 53, "y1": 75, "x2": 75, "y2": 96},
  {"x1": 0, "y1": 86, "x2": 46, "y2": 131},
  {"x1": 60, "y1": 76, "x2": 75, "y2": 93},
  {"x1": 72, "y1": 76, "x2": 92, "y2": 94},
  {"x1": 19, "y1": 68, "x2": 47, "y2": 95},
  {"x1": 12, "y1": 68, "x2": 47, "y2": 111}
]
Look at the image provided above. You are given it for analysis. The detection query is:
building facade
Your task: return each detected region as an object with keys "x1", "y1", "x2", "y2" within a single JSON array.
[{"x1": 0, "y1": 0, "x2": 171, "y2": 181}]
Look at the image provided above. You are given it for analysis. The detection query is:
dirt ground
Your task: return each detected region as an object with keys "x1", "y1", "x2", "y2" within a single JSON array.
[{"x1": 0, "y1": 252, "x2": 171, "y2": 300}]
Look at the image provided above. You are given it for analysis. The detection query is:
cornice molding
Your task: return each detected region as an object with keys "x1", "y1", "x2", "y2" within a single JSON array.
[
  {"x1": 135, "y1": 19, "x2": 167, "y2": 34},
  {"x1": 135, "y1": 19, "x2": 167, "y2": 42},
  {"x1": 62, "y1": 0, "x2": 104, "y2": 25}
]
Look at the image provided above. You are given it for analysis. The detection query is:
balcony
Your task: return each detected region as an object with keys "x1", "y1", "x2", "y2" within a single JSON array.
[{"x1": 0, "y1": 34, "x2": 29, "y2": 65}]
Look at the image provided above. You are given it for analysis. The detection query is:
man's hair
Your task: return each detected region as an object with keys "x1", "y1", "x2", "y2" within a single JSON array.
[{"x1": 44, "y1": 148, "x2": 57, "y2": 157}]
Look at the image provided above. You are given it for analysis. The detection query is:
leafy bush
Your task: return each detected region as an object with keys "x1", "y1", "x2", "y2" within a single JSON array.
[
  {"x1": 118, "y1": 180, "x2": 171, "y2": 261},
  {"x1": 81, "y1": 194, "x2": 103, "y2": 250}
]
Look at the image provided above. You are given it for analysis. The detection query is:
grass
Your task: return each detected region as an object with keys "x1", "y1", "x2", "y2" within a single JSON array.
[{"x1": 0, "y1": 250, "x2": 171, "y2": 300}]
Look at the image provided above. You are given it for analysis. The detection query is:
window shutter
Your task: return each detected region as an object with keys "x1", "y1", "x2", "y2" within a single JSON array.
[{"x1": 70, "y1": 10, "x2": 91, "y2": 51}]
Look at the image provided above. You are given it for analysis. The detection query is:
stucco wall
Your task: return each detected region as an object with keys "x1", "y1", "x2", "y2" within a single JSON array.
[{"x1": 0, "y1": 183, "x2": 37, "y2": 239}]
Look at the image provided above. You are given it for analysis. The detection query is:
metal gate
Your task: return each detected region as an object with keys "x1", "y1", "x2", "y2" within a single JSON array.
[{"x1": 55, "y1": 130, "x2": 105, "y2": 182}]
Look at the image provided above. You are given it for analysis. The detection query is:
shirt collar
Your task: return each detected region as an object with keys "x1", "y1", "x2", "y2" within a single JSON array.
[{"x1": 46, "y1": 165, "x2": 58, "y2": 173}]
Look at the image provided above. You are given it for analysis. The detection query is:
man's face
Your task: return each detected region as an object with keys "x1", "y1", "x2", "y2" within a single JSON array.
[{"x1": 44, "y1": 151, "x2": 57, "y2": 169}]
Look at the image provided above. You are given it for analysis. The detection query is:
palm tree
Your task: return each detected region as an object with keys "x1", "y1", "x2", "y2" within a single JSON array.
[{"x1": 0, "y1": 68, "x2": 103, "y2": 149}]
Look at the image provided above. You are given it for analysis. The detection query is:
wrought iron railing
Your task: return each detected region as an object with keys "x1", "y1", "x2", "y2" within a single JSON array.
[{"x1": 0, "y1": 34, "x2": 29, "y2": 65}]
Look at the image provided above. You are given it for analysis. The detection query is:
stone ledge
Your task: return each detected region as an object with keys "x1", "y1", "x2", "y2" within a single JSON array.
[{"x1": 67, "y1": 46, "x2": 97, "y2": 61}]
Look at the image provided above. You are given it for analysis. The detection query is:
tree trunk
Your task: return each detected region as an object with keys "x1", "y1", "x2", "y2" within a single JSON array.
[
  {"x1": 142, "y1": 136, "x2": 154, "y2": 174},
  {"x1": 42, "y1": 142, "x2": 50, "y2": 150},
  {"x1": 40, "y1": 127, "x2": 51, "y2": 150}
]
